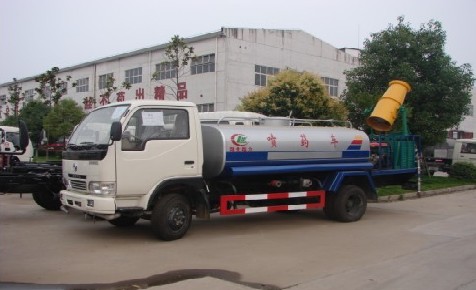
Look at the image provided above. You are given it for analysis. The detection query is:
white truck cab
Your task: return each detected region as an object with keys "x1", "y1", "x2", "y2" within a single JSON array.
[
  {"x1": 60, "y1": 101, "x2": 204, "y2": 231},
  {"x1": 452, "y1": 139, "x2": 476, "y2": 166},
  {"x1": 0, "y1": 125, "x2": 34, "y2": 162}
]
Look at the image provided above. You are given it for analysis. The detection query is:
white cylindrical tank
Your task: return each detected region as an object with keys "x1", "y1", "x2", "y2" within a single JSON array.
[{"x1": 201, "y1": 125, "x2": 371, "y2": 178}]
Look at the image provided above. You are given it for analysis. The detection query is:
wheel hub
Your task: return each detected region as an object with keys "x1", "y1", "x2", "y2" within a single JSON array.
[{"x1": 167, "y1": 207, "x2": 186, "y2": 230}]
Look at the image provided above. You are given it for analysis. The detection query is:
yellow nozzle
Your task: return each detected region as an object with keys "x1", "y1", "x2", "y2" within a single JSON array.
[{"x1": 366, "y1": 80, "x2": 411, "y2": 132}]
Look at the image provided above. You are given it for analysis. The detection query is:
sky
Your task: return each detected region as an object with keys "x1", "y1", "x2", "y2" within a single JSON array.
[{"x1": 0, "y1": 0, "x2": 475, "y2": 84}]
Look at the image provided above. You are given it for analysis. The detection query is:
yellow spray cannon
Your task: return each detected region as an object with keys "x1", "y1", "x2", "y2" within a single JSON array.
[{"x1": 366, "y1": 80, "x2": 411, "y2": 132}]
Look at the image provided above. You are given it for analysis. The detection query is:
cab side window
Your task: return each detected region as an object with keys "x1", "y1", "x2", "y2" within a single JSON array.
[
  {"x1": 170, "y1": 110, "x2": 189, "y2": 139},
  {"x1": 122, "y1": 108, "x2": 189, "y2": 151},
  {"x1": 461, "y1": 143, "x2": 476, "y2": 154}
]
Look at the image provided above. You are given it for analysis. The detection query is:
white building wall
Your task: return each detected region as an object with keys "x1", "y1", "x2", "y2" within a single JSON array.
[
  {"x1": 176, "y1": 38, "x2": 220, "y2": 107},
  {"x1": 457, "y1": 88, "x2": 476, "y2": 135},
  {"x1": 67, "y1": 66, "x2": 94, "y2": 106}
]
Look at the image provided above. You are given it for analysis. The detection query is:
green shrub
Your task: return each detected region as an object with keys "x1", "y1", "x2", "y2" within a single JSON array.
[{"x1": 449, "y1": 162, "x2": 476, "y2": 180}]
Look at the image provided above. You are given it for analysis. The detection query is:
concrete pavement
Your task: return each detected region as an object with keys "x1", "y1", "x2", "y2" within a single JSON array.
[{"x1": 1, "y1": 187, "x2": 476, "y2": 290}]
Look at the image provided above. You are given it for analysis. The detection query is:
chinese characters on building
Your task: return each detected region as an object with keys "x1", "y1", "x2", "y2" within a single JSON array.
[{"x1": 80, "y1": 82, "x2": 188, "y2": 110}]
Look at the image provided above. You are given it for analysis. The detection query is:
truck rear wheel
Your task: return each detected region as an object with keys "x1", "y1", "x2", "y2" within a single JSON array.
[
  {"x1": 328, "y1": 185, "x2": 367, "y2": 222},
  {"x1": 32, "y1": 187, "x2": 62, "y2": 211},
  {"x1": 151, "y1": 194, "x2": 192, "y2": 241}
]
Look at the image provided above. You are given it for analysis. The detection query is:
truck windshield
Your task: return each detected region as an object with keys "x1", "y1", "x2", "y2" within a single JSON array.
[{"x1": 68, "y1": 105, "x2": 129, "y2": 147}]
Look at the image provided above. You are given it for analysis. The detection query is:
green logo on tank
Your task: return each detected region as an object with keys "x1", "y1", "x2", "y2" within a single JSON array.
[{"x1": 231, "y1": 134, "x2": 248, "y2": 146}]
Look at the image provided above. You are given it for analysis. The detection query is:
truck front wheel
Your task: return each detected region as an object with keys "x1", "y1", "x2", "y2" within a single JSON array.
[
  {"x1": 329, "y1": 185, "x2": 367, "y2": 222},
  {"x1": 32, "y1": 187, "x2": 62, "y2": 211},
  {"x1": 151, "y1": 194, "x2": 192, "y2": 241}
]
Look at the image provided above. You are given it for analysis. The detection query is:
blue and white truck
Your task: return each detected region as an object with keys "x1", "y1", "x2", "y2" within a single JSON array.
[{"x1": 60, "y1": 81, "x2": 419, "y2": 240}]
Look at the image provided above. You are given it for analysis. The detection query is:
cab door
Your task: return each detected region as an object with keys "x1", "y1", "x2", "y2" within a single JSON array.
[{"x1": 115, "y1": 107, "x2": 201, "y2": 197}]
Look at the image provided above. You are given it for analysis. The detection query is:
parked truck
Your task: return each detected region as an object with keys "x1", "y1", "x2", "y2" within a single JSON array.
[
  {"x1": 60, "y1": 80, "x2": 419, "y2": 240},
  {"x1": 425, "y1": 139, "x2": 476, "y2": 173},
  {"x1": 453, "y1": 139, "x2": 476, "y2": 165},
  {"x1": 0, "y1": 123, "x2": 64, "y2": 210}
]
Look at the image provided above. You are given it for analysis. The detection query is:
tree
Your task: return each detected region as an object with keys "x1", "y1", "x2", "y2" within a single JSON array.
[
  {"x1": 35, "y1": 67, "x2": 72, "y2": 106},
  {"x1": 343, "y1": 17, "x2": 474, "y2": 146},
  {"x1": 152, "y1": 35, "x2": 195, "y2": 100},
  {"x1": 0, "y1": 100, "x2": 50, "y2": 148},
  {"x1": 238, "y1": 69, "x2": 348, "y2": 120},
  {"x1": 18, "y1": 101, "x2": 51, "y2": 146},
  {"x1": 7, "y1": 78, "x2": 22, "y2": 117},
  {"x1": 43, "y1": 99, "x2": 85, "y2": 142}
]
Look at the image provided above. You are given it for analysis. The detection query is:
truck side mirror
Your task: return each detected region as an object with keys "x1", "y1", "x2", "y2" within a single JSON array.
[
  {"x1": 110, "y1": 121, "x2": 122, "y2": 142},
  {"x1": 18, "y1": 120, "x2": 30, "y2": 151}
]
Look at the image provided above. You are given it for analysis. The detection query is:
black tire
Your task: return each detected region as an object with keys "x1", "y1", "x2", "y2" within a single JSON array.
[
  {"x1": 32, "y1": 187, "x2": 62, "y2": 211},
  {"x1": 108, "y1": 216, "x2": 140, "y2": 227},
  {"x1": 151, "y1": 194, "x2": 192, "y2": 241},
  {"x1": 330, "y1": 185, "x2": 367, "y2": 222}
]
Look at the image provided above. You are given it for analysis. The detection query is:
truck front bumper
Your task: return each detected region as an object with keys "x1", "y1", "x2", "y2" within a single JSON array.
[{"x1": 60, "y1": 189, "x2": 117, "y2": 217}]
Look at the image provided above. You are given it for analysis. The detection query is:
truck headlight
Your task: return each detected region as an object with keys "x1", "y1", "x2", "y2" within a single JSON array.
[{"x1": 89, "y1": 181, "x2": 116, "y2": 195}]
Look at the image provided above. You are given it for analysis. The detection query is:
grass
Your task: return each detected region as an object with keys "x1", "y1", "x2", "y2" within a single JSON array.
[
  {"x1": 33, "y1": 154, "x2": 62, "y2": 163},
  {"x1": 377, "y1": 175, "x2": 476, "y2": 196}
]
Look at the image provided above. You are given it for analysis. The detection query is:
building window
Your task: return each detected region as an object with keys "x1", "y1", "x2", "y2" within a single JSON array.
[
  {"x1": 99, "y1": 73, "x2": 114, "y2": 90},
  {"x1": 75, "y1": 77, "x2": 89, "y2": 93},
  {"x1": 191, "y1": 54, "x2": 215, "y2": 75},
  {"x1": 0, "y1": 95, "x2": 6, "y2": 105},
  {"x1": 24, "y1": 89, "x2": 35, "y2": 102},
  {"x1": 321, "y1": 77, "x2": 339, "y2": 97},
  {"x1": 197, "y1": 103, "x2": 215, "y2": 112},
  {"x1": 155, "y1": 62, "x2": 177, "y2": 80},
  {"x1": 255, "y1": 65, "x2": 280, "y2": 86},
  {"x1": 125, "y1": 67, "x2": 142, "y2": 84}
]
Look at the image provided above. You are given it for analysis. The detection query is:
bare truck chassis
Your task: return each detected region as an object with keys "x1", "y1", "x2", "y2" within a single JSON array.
[{"x1": 0, "y1": 122, "x2": 63, "y2": 210}]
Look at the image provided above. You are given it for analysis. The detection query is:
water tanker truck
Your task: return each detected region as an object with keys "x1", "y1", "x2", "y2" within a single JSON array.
[{"x1": 60, "y1": 80, "x2": 419, "y2": 240}]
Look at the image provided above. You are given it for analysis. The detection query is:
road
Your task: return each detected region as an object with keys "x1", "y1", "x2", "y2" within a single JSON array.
[{"x1": 1, "y1": 189, "x2": 476, "y2": 290}]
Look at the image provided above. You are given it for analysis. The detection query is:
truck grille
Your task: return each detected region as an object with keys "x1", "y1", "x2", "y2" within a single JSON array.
[{"x1": 70, "y1": 180, "x2": 87, "y2": 190}]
